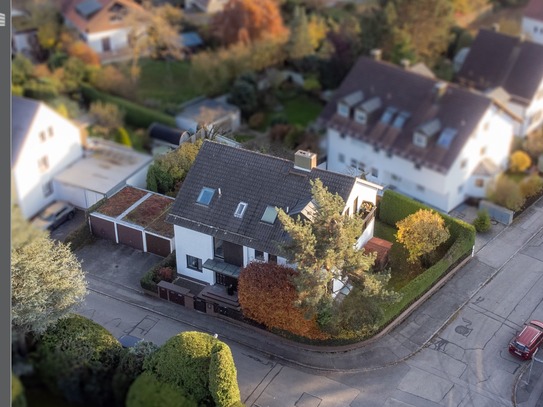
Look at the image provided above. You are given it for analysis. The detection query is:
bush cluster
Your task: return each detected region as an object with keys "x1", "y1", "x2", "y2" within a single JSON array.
[
  {"x1": 140, "y1": 251, "x2": 177, "y2": 293},
  {"x1": 472, "y1": 209, "x2": 491, "y2": 233}
]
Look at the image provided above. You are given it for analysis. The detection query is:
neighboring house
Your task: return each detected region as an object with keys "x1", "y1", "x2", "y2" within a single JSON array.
[
  {"x1": 12, "y1": 96, "x2": 84, "y2": 219},
  {"x1": 53, "y1": 138, "x2": 153, "y2": 209},
  {"x1": 318, "y1": 55, "x2": 517, "y2": 213},
  {"x1": 61, "y1": 0, "x2": 146, "y2": 58},
  {"x1": 184, "y1": 0, "x2": 228, "y2": 14},
  {"x1": 179, "y1": 31, "x2": 204, "y2": 56},
  {"x1": 166, "y1": 141, "x2": 382, "y2": 293},
  {"x1": 11, "y1": 9, "x2": 39, "y2": 58},
  {"x1": 455, "y1": 28, "x2": 543, "y2": 137},
  {"x1": 175, "y1": 98, "x2": 241, "y2": 134},
  {"x1": 522, "y1": 0, "x2": 543, "y2": 45}
]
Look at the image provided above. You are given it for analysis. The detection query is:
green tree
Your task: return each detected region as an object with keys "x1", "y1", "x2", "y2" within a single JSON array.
[
  {"x1": 286, "y1": 7, "x2": 314, "y2": 62},
  {"x1": 12, "y1": 54, "x2": 34, "y2": 87},
  {"x1": 277, "y1": 179, "x2": 377, "y2": 316},
  {"x1": 487, "y1": 175, "x2": 525, "y2": 211},
  {"x1": 472, "y1": 209, "x2": 491, "y2": 233},
  {"x1": 11, "y1": 205, "x2": 87, "y2": 337},
  {"x1": 33, "y1": 315, "x2": 122, "y2": 406},
  {"x1": 380, "y1": 0, "x2": 454, "y2": 64},
  {"x1": 228, "y1": 74, "x2": 259, "y2": 118},
  {"x1": 126, "y1": 372, "x2": 197, "y2": 407},
  {"x1": 28, "y1": 2, "x2": 62, "y2": 51},
  {"x1": 89, "y1": 101, "x2": 125, "y2": 138},
  {"x1": 395, "y1": 209, "x2": 450, "y2": 263},
  {"x1": 524, "y1": 128, "x2": 543, "y2": 158}
]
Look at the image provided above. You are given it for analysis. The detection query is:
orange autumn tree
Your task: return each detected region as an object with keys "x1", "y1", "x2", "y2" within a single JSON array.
[
  {"x1": 237, "y1": 262, "x2": 329, "y2": 340},
  {"x1": 211, "y1": 0, "x2": 288, "y2": 46}
]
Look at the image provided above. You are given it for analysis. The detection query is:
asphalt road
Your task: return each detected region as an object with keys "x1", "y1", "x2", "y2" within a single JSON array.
[{"x1": 73, "y1": 198, "x2": 543, "y2": 407}]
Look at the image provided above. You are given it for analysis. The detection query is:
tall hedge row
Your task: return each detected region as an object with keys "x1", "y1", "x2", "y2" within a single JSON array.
[
  {"x1": 143, "y1": 331, "x2": 243, "y2": 406},
  {"x1": 80, "y1": 84, "x2": 177, "y2": 129},
  {"x1": 209, "y1": 342, "x2": 242, "y2": 407},
  {"x1": 378, "y1": 190, "x2": 476, "y2": 324},
  {"x1": 33, "y1": 314, "x2": 123, "y2": 406}
]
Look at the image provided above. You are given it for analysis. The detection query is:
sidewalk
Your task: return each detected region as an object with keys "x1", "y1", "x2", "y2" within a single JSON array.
[{"x1": 74, "y1": 195, "x2": 543, "y2": 404}]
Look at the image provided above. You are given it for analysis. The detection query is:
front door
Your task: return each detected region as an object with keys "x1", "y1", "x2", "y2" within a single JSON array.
[
  {"x1": 102, "y1": 37, "x2": 111, "y2": 52},
  {"x1": 215, "y1": 273, "x2": 238, "y2": 291}
]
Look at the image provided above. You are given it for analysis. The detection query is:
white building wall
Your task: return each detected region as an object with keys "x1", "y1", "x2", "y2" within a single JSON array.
[
  {"x1": 87, "y1": 28, "x2": 130, "y2": 53},
  {"x1": 13, "y1": 104, "x2": 83, "y2": 219},
  {"x1": 522, "y1": 17, "x2": 543, "y2": 45},
  {"x1": 524, "y1": 77, "x2": 543, "y2": 136},
  {"x1": 126, "y1": 163, "x2": 151, "y2": 189},
  {"x1": 174, "y1": 226, "x2": 215, "y2": 284}
]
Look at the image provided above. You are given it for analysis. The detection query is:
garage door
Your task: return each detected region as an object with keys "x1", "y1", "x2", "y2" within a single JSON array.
[
  {"x1": 90, "y1": 215, "x2": 116, "y2": 241},
  {"x1": 146, "y1": 233, "x2": 171, "y2": 257},
  {"x1": 117, "y1": 224, "x2": 144, "y2": 251}
]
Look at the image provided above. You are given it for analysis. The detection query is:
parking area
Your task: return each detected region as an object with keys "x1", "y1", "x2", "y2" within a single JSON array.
[{"x1": 49, "y1": 208, "x2": 86, "y2": 243}]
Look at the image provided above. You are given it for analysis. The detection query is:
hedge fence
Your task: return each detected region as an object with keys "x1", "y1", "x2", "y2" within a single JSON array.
[
  {"x1": 378, "y1": 190, "x2": 476, "y2": 324},
  {"x1": 80, "y1": 84, "x2": 178, "y2": 129},
  {"x1": 140, "y1": 250, "x2": 177, "y2": 293}
]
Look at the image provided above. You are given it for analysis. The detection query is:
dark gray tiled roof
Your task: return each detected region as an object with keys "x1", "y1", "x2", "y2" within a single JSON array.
[
  {"x1": 12, "y1": 96, "x2": 41, "y2": 166},
  {"x1": 456, "y1": 29, "x2": 543, "y2": 103},
  {"x1": 318, "y1": 57, "x2": 492, "y2": 174},
  {"x1": 167, "y1": 141, "x2": 357, "y2": 254}
]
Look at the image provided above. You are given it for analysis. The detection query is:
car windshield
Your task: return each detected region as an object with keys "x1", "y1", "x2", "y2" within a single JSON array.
[{"x1": 513, "y1": 341, "x2": 529, "y2": 352}]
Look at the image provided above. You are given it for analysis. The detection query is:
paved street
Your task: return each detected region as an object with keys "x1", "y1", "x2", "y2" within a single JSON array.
[{"x1": 72, "y1": 196, "x2": 543, "y2": 407}]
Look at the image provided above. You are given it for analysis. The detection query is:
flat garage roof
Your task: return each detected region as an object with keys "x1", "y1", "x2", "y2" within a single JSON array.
[{"x1": 54, "y1": 138, "x2": 153, "y2": 194}]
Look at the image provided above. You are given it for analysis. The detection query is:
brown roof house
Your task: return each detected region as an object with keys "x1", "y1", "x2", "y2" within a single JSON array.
[
  {"x1": 61, "y1": 0, "x2": 146, "y2": 61},
  {"x1": 522, "y1": 0, "x2": 543, "y2": 45},
  {"x1": 456, "y1": 28, "x2": 543, "y2": 137},
  {"x1": 318, "y1": 52, "x2": 518, "y2": 213},
  {"x1": 166, "y1": 140, "x2": 382, "y2": 297}
]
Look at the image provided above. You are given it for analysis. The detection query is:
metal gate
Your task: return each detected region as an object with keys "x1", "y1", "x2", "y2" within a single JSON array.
[{"x1": 193, "y1": 298, "x2": 207, "y2": 313}]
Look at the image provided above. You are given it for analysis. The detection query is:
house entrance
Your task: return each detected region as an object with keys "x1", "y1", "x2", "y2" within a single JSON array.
[{"x1": 215, "y1": 273, "x2": 238, "y2": 292}]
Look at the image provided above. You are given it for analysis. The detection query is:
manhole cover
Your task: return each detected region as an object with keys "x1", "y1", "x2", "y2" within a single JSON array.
[{"x1": 455, "y1": 325, "x2": 470, "y2": 336}]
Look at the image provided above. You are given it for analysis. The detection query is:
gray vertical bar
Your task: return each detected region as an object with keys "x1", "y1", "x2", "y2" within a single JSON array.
[{"x1": 2, "y1": 2, "x2": 12, "y2": 405}]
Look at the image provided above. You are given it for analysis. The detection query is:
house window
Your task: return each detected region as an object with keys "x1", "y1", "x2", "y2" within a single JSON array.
[
  {"x1": 391, "y1": 174, "x2": 401, "y2": 182},
  {"x1": 268, "y1": 254, "x2": 277, "y2": 264},
  {"x1": 460, "y1": 159, "x2": 468, "y2": 169},
  {"x1": 350, "y1": 159, "x2": 357, "y2": 168},
  {"x1": 234, "y1": 202, "x2": 248, "y2": 218},
  {"x1": 186, "y1": 255, "x2": 202, "y2": 271},
  {"x1": 43, "y1": 181, "x2": 53, "y2": 197},
  {"x1": 338, "y1": 154, "x2": 345, "y2": 163},
  {"x1": 416, "y1": 184, "x2": 425, "y2": 192},
  {"x1": 255, "y1": 250, "x2": 265, "y2": 261},
  {"x1": 355, "y1": 110, "x2": 367, "y2": 124},
  {"x1": 214, "y1": 239, "x2": 224, "y2": 259},
  {"x1": 38, "y1": 156, "x2": 49, "y2": 172},
  {"x1": 261, "y1": 206, "x2": 278, "y2": 224},
  {"x1": 48, "y1": 126, "x2": 54, "y2": 137},
  {"x1": 371, "y1": 167, "x2": 378, "y2": 177},
  {"x1": 197, "y1": 187, "x2": 215, "y2": 205},
  {"x1": 338, "y1": 103, "x2": 350, "y2": 118},
  {"x1": 458, "y1": 185, "x2": 464, "y2": 193},
  {"x1": 413, "y1": 132, "x2": 427, "y2": 148},
  {"x1": 414, "y1": 163, "x2": 422, "y2": 170},
  {"x1": 340, "y1": 133, "x2": 346, "y2": 139},
  {"x1": 483, "y1": 122, "x2": 489, "y2": 132},
  {"x1": 39, "y1": 131, "x2": 46, "y2": 142},
  {"x1": 357, "y1": 161, "x2": 365, "y2": 171},
  {"x1": 475, "y1": 178, "x2": 485, "y2": 188},
  {"x1": 345, "y1": 207, "x2": 350, "y2": 216},
  {"x1": 480, "y1": 146, "x2": 487, "y2": 156}
]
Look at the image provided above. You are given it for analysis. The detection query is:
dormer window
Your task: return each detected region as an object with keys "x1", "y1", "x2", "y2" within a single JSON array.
[
  {"x1": 413, "y1": 118, "x2": 441, "y2": 148},
  {"x1": 196, "y1": 187, "x2": 215, "y2": 206},
  {"x1": 413, "y1": 131, "x2": 428, "y2": 148},
  {"x1": 436, "y1": 128, "x2": 458, "y2": 149},
  {"x1": 338, "y1": 90, "x2": 364, "y2": 118},
  {"x1": 338, "y1": 103, "x2": 350, "y2": 118},
  {"x1": 354, "y1": 109, "x2": 367, "y2": 124},
  {"x1": 234, "y1": 202, "x2": 248, "y2": 218},
  {"x1": 261, "y1": 205, "x2": 278, "y2": 224}
]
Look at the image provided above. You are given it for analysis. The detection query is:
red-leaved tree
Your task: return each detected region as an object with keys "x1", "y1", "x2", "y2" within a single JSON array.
[
  {"x1": 237, "y1": 262, "x2": 328, "y2": 340},
  {"x1": 211, "y1": 0, "x2": 288, "y2": 46}
]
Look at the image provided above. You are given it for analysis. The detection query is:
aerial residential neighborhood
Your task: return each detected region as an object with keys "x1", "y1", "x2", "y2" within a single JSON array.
[{"x1": 9, "y1": 0, "x2": 543, "y2": 407}]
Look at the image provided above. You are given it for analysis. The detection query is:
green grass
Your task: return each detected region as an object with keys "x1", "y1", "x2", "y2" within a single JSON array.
[
  {"x1": 282, "y1": 95, "x2": 323, "y2": 127},
  {"x1": 133, "y1": 59, "x2": 202, "y2": 108},
  {"x1": 233, "y1": 134, "x2": 256, "y2": 143},
  {"x1": 373, "y1": 220, "x2": 397, "y2": 242}
]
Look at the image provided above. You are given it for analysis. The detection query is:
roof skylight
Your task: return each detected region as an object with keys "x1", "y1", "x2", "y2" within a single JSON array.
[
  {"x1": 261, "y1": 206, "x2": 278, "y2": 224},
  {"x1": 234, "y1": 202, "x2": 248, "y2": 218},
  {"x1": 196, "y1": 187, "x2": 215, "y2": 206}
]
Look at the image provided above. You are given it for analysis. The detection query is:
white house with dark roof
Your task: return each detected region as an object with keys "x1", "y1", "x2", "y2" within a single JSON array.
[
  {"x1": 523, "y1": 0, "x2": 543, "y2": 45},
  {"x1": 12, "y1": 96, "x2": 84, "y2": 219},
  {"x1": 166, "y1": 141, "x2": 381, "y2": 293},
  {"x1": 319, "y1": 55, "x2": 517, "y2": 213},
  {"x1": 456, "y1": 28, "x2": 543, "y2": 137}
]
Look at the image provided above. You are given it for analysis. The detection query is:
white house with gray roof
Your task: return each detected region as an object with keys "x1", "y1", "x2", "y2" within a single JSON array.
[
  {"x1": 320, "y1": 56, "x2": 517, "y2": 213},
  {"x1": 12, "y1": 96, "x2": 83, "y2": 219},
  {"x1": 166, "y1": 141, "x2": 381, "y2": 293}
]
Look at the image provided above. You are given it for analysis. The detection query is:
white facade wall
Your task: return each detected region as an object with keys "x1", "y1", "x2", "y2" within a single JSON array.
[
  {"x1": 174, "y1": 226, "x2": 215, "y2": 284},
  {"x1": 87, "y1": 28, "x2": 130, "y2": 53},
  {"x1": 126, "y1": 163, "x2": 151, "y2": 189},
  {"x1": 13, "y1": 32, "x2": 34, "y2": 54},
  {"x1": 326, "y1": 106, "x2": 514, "y2": 213},
  {"x1": 523, "y1": 77, "x2": 543, "y2": 136},
  {"x1": 523, "y1": 17, "x2": 543, "y2": 45},
  {"x1": 13, "y1": 105, "x2": 83, "y2": 219}
]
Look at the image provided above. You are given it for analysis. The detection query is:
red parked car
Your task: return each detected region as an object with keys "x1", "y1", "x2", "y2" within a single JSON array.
[{"x1": 509, "y1": 320, "x2": 543, "y2": 360}]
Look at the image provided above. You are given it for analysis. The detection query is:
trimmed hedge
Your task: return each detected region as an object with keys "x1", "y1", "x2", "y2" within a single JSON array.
[
  {"x1": 12, "y1": 373, "x2": 27, "y2": 407},
  {"x1": 80, "y1": 84, "x2": 177, "y2": 129},
  {"x1": 378, "y1": 190, "x2": 475, "y2": 324},
  {"x1": 126, "y1": 372, "x2": 197, "y2": 407},
  {"x1": 33, "y1": 314, "x2": 123, "y2": 406},
  {"x1": 63, "y1": 219, "x2": 96, "y2": 252},
  {"x1": 140, "y1": 250, "x2": 177, "y2": 292},
  {"x1": 143, "y1": 332, "x2": 242, "y2": 407}
]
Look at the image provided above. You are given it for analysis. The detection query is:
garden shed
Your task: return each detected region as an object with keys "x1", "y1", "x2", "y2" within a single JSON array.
[{"x1": 89, "y1": 186, "x2": 175, "y2": 257}]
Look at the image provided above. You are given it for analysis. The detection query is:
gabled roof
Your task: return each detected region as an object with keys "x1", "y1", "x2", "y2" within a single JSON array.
[
  {"x1": 318, "y1": 57, "x2": 493, "y2": 174},
  {"x1": 61, "y1": 0, "x2": 145, "y2": 34},
  {"x1": 524, "y1": 0, "x2": 543, "y2": 22},
  {"x1": 456, "y1": 29, "x2": 543, "y2": 103},
  {"x1": 12, "y1": 96, "x2": 42, "y2": 165},
  {"x1": 167, "y1": 141, "x2": 358, "y2": 254}
]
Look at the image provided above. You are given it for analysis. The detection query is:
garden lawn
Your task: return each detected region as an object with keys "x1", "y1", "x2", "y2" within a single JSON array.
[
  {"x1": 282, "y1": 95, "x2": 323, "y2": 127},
  {"x1": 135, "y1": 59, "x2": 202, "y2": 108}
]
